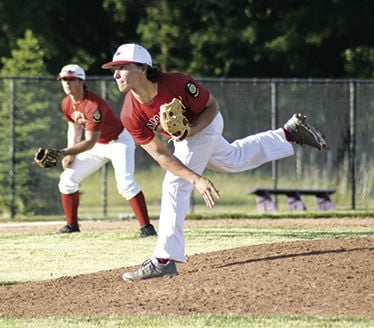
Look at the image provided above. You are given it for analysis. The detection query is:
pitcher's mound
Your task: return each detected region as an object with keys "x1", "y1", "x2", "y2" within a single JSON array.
[{"x1": 0, "y1": 236, "x2": 373, "y2": 318}]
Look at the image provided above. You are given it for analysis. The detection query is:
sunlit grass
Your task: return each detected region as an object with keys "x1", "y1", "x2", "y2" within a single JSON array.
[
  {"x1": 0, "y1": 313, "x2": 373, "y2": 328},
  {"x1": 1, "y1": 225, "x2": 373, "y2": 283},
  {"x1": 76, "y1": 166, "x2": 373, "y2": 219}
]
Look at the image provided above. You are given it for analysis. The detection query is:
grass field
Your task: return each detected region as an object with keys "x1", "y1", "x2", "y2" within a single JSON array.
[
  {"x1": 1, "y1": 314, "x2": 373, "y2": 328},
  {"x1": 74, "y1": 166, "x2": 373, "y2": 218},
  {"x1": 0, "y1": 214, "x2": 373, "y2": 327},
  {"x1": 1, "y1": 222, "x2": 373, "y2": 283}
]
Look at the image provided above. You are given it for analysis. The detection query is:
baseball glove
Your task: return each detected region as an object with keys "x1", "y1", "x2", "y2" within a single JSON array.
[
  {"x1": 160, "y1": 98, "x2": 190, "y2": 141},
  {"x1": 34, "y1": 147, "x2": 65, "y2": 168}
]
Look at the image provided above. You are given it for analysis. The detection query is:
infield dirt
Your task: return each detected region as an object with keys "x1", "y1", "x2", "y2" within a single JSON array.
[{"x1": 0, "y1": 218, "x2": 373, "y2": 319}]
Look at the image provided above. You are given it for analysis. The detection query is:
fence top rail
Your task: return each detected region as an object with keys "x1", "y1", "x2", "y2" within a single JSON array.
[
  {"x1": 198, "y1": 77, "x2": 374, "y2": 84},
  {"x1": 1, "y1": 75, "x2": 374, "y2": 84}
]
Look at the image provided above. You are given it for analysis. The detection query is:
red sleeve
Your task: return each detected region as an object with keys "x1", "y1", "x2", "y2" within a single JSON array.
[
  {"x1": 176, "y1": 73, "x2": 210, "y2": 116},
  {"x1": 160, "y1": 73, "x2": 210, "y2": 123}
]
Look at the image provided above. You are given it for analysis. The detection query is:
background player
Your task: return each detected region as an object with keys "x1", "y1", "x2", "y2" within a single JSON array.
[
  {"x1": 102, "y1": 44, "x2": 328, "y2": 280},
  {"x1": 56, "y1": 64, "x2": 156, "y2": 237}
]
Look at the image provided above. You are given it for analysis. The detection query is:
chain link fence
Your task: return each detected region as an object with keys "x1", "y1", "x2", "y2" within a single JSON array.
[{"x1": 0, "y1": 76, "x2": 373, "y2": 217}]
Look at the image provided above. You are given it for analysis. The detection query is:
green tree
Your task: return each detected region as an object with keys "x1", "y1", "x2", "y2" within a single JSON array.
[
  {"x1": 1, "y1": 30, "x2": 47, "y2": 75},
  {"x1": 2, "y1": 0, "x2": 374, "y2": 77},
  {"x1": 342, "y1": 46, "x2": 374, "y2": 78},
  {"x1": 240, "y1": 0, "x2": 374, "y2": 78},
  {"x1": 137, "y1": 0, "x2": 253, "y2": 76},
  {"x1": 0, "y1": 29, "x2": 64, "y2": 216},
  {"x1": 135, "y1": 0, "x2": 374, "y2": 78}
]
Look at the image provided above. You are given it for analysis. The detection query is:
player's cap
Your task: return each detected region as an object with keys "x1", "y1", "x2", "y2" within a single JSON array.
[
  {"x1": 57, "y1": 64, "x2": 86, "y2": 80},
  {"x1": 101, "y1": 43, "x2": 152, "y2": 69}
]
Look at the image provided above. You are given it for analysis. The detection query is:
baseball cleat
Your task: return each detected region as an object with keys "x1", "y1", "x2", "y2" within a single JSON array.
[
  {"x1": 284, "y1": 113, "x2": 329, "y2": 151},
  {"x1": 122, "y1": 258, "x2": 179, "y2": 281},
  {"x1": 139, "y1": 223, "x2": 157, "y2": 238},
  {"x1": 58, "y1": 224, "x2": 80, "y2": 233}
]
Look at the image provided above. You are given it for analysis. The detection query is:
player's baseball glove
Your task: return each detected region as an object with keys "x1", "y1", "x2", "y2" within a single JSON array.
[
  {"x1": 34, "y1": 147, "x2": 65, "y2": 168},
  {"x1": 160, "y1": 98, "x2": 190, "y2": 141}
]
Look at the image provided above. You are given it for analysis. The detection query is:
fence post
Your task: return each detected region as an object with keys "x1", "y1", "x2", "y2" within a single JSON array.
[
  {"x1": 271, "y1": 81, "x2": 279, "y2": 207},
  {"x1": 349, "y1": 81, "x2": 356, "y2": 210},
  {"x1": 9, "y1": 78, "x2": 15, "y2": 218},
  {"x1": 100, "y1": 80, "x2": 108, "y2": 217}
]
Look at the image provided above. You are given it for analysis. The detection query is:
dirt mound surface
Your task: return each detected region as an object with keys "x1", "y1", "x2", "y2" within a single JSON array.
[{"x1": 0, "y1": 235, "x2": 373, "y2": 319}]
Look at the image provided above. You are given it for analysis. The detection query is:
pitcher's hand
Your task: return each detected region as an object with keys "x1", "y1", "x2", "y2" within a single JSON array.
[{"x1": 195, "y1": 176, "x2": 220, "y2": 208}]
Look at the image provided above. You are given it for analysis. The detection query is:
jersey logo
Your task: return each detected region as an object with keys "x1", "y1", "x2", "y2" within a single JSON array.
[
  {"x1": 93, "y1": 110, "x2": 102, "y2": 123},
  {"x1": 71, "y1": 111, "x2": 86, "y2": 124},
  {"x1": 185, "y1": 81, "x2": 200, "y2": 98}
]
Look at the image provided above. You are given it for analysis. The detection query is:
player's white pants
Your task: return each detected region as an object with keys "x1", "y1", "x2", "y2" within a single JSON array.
[
  {"x1": 58, "y1": 129, "x2": 141, "y2": 200},
  {"x1": 153, "y1": 112, "x2": 294, "y2": 262}
]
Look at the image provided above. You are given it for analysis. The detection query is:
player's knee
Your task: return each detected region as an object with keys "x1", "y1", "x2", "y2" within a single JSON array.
[
  {"x1": 118, "y1": 183, "x2": 141, "y2": 200},
  {"x1": 59, "y1": 170, "x2": 79, "y2": 194}
]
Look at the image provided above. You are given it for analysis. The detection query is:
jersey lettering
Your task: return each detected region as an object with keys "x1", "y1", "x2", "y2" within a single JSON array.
[{"x1": 146, "y1": 114, "x2": 161, "y2": 131}]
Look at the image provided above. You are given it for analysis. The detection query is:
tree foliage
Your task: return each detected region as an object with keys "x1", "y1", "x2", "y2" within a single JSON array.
[
  {"x1": 1, "y1": 30, "x2": 47, "y2": 75},
  {"x1": 1, "y1": 0, "x2": 374, "y2": 78},
  {"x1": 0, "y1": 30, "x2": 64, "y2": 215}
]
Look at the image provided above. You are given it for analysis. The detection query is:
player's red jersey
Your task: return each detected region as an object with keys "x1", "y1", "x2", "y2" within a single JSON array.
[
  {"x1": 121, "y1": 72, "x2": 210, "y2": 145},
  {"x1": 61, "y1": 90, "x2": 123, "y2": 144}
]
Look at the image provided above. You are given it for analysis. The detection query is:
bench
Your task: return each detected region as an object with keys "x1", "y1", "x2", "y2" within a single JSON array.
[{"x1": 248, "y1": 188, "x2": 336, "y2": 213}]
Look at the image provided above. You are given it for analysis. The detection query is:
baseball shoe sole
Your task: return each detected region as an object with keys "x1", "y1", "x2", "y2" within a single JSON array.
[{"x1": 284, "y1": 113, "x2": 329, "y2": 151}]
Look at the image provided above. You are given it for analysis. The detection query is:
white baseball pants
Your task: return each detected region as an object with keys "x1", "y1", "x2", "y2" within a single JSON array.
[
  {"x1": 153, "y1": 112, "x2": 294, "y2": 262},
  {"x1": 58, "y1": 129, "x2": 141, "y2": 200}
]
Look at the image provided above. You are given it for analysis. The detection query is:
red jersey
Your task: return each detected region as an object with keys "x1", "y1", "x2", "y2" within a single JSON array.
[
  {"x1": 121, "y1": 72, "x2": 210, "y2": 145},
  {"x1": 61, "y1": 90, "x2": 123, "y2": 144}
]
